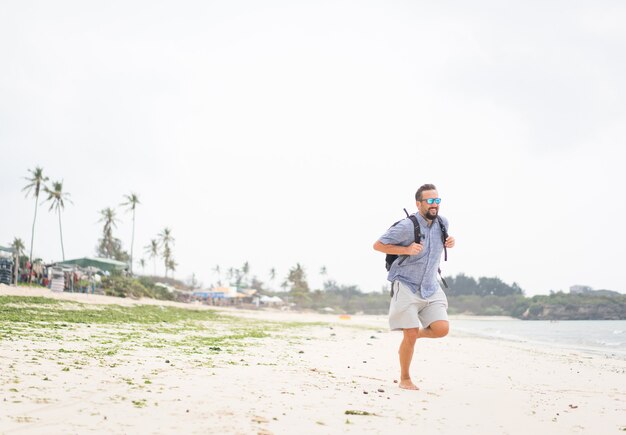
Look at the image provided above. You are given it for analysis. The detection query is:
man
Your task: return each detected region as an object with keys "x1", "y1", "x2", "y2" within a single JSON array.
[{"x1": 373, "y1": 184, "x2": 455, "y2": 390}]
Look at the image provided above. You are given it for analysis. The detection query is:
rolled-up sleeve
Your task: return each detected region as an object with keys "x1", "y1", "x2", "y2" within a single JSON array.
[{"x1": 379, "y1": 219, "x2": 412, "y2": 246}]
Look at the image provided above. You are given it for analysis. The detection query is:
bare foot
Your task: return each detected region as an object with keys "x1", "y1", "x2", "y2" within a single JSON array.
[{"x1": 399, "y1": 379, "x2": 419, "y2": 390}]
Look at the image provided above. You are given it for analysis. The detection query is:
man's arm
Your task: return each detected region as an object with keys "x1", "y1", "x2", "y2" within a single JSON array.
[{"x1": 373, "y1": 240, "x2": 423, "y2": 255}]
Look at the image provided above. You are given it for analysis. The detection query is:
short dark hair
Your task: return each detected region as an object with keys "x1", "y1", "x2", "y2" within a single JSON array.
[{"x1": 415, "y1": 184, "x2": 437, "y2": 201}]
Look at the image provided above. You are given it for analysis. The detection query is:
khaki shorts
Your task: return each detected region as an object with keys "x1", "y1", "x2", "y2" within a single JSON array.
[{"x1": 388, "y1": 280, "x2": 448, "y2": 331}]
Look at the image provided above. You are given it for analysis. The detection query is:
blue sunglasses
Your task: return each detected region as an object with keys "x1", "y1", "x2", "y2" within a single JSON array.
[{"x1": 421, "y1": 198, "x2": 441, "y2": 204}]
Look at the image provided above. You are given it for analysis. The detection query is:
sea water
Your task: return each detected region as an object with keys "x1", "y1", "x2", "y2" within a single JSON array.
[{"x1": 452, "y1": 318, "x2": 626, "y2": 358}]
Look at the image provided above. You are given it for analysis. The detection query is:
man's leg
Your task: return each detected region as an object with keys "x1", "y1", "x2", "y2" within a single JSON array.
[
  {"x1": 417, "y1": 320, "x2": 449, "y2": 339},
  {"x1": 399, "y1": 328, "x2": 419, "y2": 390}
]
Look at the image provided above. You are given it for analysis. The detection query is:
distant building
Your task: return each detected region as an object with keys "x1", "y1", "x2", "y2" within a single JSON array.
[
  {"x1": 569, "y1": 285, "x2": 621, "y2": 297},
  {"x1": 570, "y1": 285, "x2": 593, "y2": 294}
]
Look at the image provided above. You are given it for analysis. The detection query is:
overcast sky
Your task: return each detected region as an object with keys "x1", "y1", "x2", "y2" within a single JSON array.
[{"x1": 2, "y1": 0, "x2": 625, "y2": 296}]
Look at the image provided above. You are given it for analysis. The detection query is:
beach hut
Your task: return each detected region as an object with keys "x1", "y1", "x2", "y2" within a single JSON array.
[
  {"x1": 0, "y1": 245, "x2": 15, "y2": 285},
  {"x1": 0, "y1": 245, "x2": 15, "y2": 256},
  {"x1": 192, "y1": 289, "x2": 227, "y2": 305},
  {"x1": 57, "y1": 257, "x2": 127, "y2": 274},
  {"x1": 259, "y1": 295, "x2": 284, "y2": 307}
]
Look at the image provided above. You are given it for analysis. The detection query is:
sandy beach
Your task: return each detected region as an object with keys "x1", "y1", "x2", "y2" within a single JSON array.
[{"x1": 1, "y1": 285, "x2": 624, "y2": 434}]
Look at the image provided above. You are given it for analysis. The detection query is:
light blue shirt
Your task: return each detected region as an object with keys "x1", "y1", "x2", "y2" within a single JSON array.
[{"x1": 378, "y1": 213, "x2": 448, "y2": 298}]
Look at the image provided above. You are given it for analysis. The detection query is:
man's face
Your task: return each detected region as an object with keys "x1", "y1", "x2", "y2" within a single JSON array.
[{"x1": 417, "y1": 189, "x2": 440, "y2": 220}]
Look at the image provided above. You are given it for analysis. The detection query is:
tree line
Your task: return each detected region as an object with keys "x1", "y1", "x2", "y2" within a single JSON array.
[
  {"x1": 11, "y1": 166, "x2": 177, "y2": 280},
  {"x1": 213, "y1": 264, "x2": 624, "y2": 320}
]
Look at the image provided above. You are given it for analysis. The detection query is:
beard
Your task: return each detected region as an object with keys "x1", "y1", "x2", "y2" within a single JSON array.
[{"x1": 425, "y1": 207, "x2": 438, "y2": 219}]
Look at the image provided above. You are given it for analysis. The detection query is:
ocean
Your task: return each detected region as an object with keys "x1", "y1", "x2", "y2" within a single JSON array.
[{"x1": 452, "y1": 318, "x2": 626, "y2": 359}]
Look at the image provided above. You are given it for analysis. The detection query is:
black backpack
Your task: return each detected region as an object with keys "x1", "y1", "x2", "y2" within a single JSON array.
[{"x1": 384, "y1": 209, "x2": 449, "y2": 288}]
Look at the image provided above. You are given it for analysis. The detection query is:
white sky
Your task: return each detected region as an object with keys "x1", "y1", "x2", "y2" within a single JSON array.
[{"x1": 1, "y1": 0, "x2": 625, "y2": 296}]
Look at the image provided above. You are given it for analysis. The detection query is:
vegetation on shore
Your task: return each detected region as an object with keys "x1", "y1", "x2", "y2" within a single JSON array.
[
  {"x1": 67, "y1": 269, "x2": 625, "y2": 320},
  {"x1": 262, "y1": 269, "x2": 625, "y2": 320},
  {"x1": 444, "y1": 274, "x2": 625, "y2": 320},
  {"x1": 6, "y1": 253, "x2": 624, "y2": 320},
  {"x1": 0, "y1": 295, "x2": 318, "y2": 358}
]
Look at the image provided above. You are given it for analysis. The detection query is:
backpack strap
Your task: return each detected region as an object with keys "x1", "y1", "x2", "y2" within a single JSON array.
[
  {"x1": 436, "y1": 216, "x2": 448, "y2": 288},
  {"x1": 397, "y1": 214, "x2": 421, "y2": 266},
  {"x1": 439, "y1": 271, "x2": 449, "y2": 289},
  {"x1": 436, "y1": 216, "x2": 448, "y2": 261},
  {"x1": 408, "y1": 215, "x2": 421, "y2": 244}
]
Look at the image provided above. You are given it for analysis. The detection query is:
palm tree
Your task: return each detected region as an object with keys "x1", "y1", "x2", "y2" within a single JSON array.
[
  {"x1": 22, "y1": 167, "x2": 48, "y2": 266},
  {"x1": 235, "y1": 261, "x2": 250, "y2": 289},
  {"x1": 285, "y1": 263, "x2": 310, "y2": 306},
  {"x1": 10, "y1": 237, "x2": 25, "y2": 285},
  {"x1": 166, "y1": 258, "x2": 177, "y2": 278},
  {"x1": 44, "y1": 180, "x2": 71, "y2": 261},
  {"x1": 144, "y1": 239, "x2": 159, "y2": 276},
  {"x1": 213, "y1": 264, "x2": 222, "y2": 286},
  {"x1": 138, "y1": 258, "x2": 146, "y2": 274},
  {"x1": 268, "y1": 267, "x2": 276, "y2": 290},
  {"x1": 121, "y1": 193, "x2": 140, "y2": 274},
  {"x1": 97, "y1": 207, "x2": 119, "y2": 259},
  {"x1": 320, "y1": 265, "x2": 328, "y2": 288},
  {"x1": 158, "y1": 227, "x2": 174, "y2": 277}
]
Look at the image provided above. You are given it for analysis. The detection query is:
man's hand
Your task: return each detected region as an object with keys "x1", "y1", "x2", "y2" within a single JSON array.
[
  {"x1": 445, "y1": 236, "x2": 455, "y2": 248},
  {"x1": 405, "y1": 243, "x2": 423, "y2": 255}
]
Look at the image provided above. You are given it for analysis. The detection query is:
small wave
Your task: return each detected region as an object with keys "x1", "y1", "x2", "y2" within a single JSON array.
[
  {"x1": 613, "y1": 330, "x2": 624, "y2": 335},
  {"x1": 595, "y1": 341, "x2": 624, "y2": 347}
]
